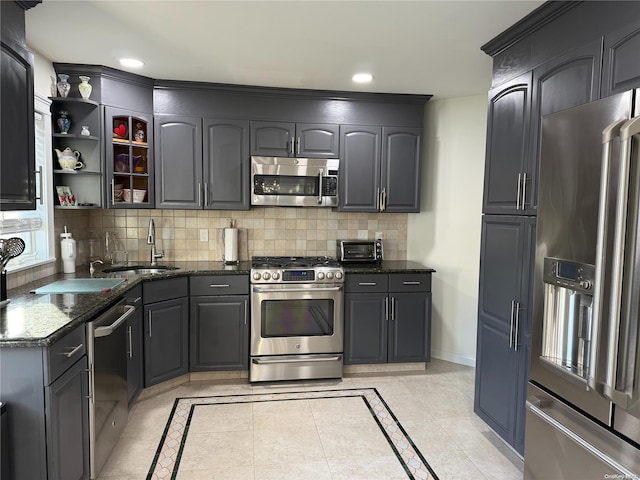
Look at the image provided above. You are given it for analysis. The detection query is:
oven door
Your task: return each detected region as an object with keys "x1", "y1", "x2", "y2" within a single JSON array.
[{"x1": 251, "y1": 283, "x2": 343, "y2": 357}]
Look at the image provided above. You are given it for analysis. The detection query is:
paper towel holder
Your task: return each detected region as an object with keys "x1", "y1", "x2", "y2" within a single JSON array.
[{"x1": 223, "y1": 219, "x2": 239, "y2": 265}]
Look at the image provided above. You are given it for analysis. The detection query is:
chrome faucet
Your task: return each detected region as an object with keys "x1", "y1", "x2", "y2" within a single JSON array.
[
  {"x1": 147, "y1": 219, "x2": 164, "y2": 266},
  {"x1": 89, "y1": 260, "x2": 103, "y2": 277}
]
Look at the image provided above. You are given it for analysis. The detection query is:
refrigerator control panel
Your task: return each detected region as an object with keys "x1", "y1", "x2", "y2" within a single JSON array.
[{"x1": 543, "y1": 257, "x2": 595, "y2": 293}]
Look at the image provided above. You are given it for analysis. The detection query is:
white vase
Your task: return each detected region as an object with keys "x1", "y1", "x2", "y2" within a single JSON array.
[{"x1": 78, "y1": 76, "x2": 92, "y2": 100}]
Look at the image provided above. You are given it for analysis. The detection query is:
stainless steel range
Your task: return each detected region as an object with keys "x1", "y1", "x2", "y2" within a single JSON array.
[{"x1": 250, "y1": 256, "x2": 344, "y2": 382}]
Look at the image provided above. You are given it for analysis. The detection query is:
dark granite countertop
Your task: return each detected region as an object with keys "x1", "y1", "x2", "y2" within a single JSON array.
[
  {"x1": 0, "y1": 261, "x2": 250, "y2": 348},
  {"x1": 1, "y1": 259, "x2": 432, "y2": 348}
]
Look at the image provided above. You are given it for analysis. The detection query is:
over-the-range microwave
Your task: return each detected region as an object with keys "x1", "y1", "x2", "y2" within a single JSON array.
[{"x1": 251, "y1": 156, "x2": 339, "y2": 207}]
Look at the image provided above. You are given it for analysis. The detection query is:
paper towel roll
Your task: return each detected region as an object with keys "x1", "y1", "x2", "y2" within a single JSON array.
[{"x1": 224, "y1": 228, "x2": 238, "y2": 263}]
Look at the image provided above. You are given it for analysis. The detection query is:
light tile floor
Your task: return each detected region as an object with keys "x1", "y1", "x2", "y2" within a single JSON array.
[{"x1": 98, "y1": 359, "x2": 523, "y2": 480}]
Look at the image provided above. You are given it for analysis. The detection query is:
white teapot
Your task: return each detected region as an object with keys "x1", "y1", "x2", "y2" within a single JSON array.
[{"x1": 55, "y1": 147, "x2": 83, "y2": 170}]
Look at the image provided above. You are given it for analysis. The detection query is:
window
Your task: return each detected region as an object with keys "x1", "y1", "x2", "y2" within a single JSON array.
[{"x1": 0, "y1": 95, "x2": 55, "y2": 271}]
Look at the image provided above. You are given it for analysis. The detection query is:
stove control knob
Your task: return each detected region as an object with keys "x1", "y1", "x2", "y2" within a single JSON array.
[
  {"x1": 317, "y1": 272, "x2": 325, "y2": 280},
  {"x1": 253, "y1": 272, "x2": 262, "y2": 281},
  {"x1": 580, "y1": 280, "x2": 592, "y2": 290},
  {"x1": 271, "y1": 272, "x2": 280, "y2": 280},
  {"x1": 326, "y1": 271, "x2": 334, "y2": 279},
  {"x1": 262, "y1": 272, "x2": 271, "y2": 280},
  {"x1": 335, "y1": 271, "x2": 343, "y2": 279}
]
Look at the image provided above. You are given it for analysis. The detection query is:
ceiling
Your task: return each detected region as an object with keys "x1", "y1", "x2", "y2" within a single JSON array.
[{"x1": 25, "y1": 0, "x2": 545, "y2": 100}]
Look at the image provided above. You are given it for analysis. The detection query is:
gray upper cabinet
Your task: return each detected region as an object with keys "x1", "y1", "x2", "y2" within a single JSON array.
[
  {"x1": 602, "y1": 20, "x2": 640, "y2": 97},
  {"x1": 340, "y1": 125, "x2": 422, "y2": 213},
  {"x1": 204, "y1": 118, "x2": 250, "y2": 210},
  {"x1": 154, "y1": 115, "x2": 203, "y2": 209},
  {"x1": 250, "y1": 120, "x2": 339, "y2": 158},
  {"x1": 1, "y1": 2, "x2": 36, "y2": 211},
  {"x1": 482, "y1": 72, "x2": 532, "y2": 215},
  {"x1": 155, "y1": 116, "x2": 250, "y2": 210}
]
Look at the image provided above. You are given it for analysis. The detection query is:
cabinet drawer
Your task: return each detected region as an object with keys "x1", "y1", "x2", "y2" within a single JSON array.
[
  {"x1": 190, "y1": 275, "x2": 249, "y2": 296},
  {"x1": 389, "y1": 273, "x2": 431, "y2": 292},
  {"x1": 46, "y1": 324, "x2": 86, "y2": 385},
  {"x1": 143, "y1": 277, "x2": 188, "y2": 304},
  {"x1": 345, "y1": 274, "x2": 389, "y2": 293}
]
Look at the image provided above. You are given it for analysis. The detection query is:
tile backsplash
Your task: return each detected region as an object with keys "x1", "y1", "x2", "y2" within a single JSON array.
[{"x1": 8, "y1": 208, "x2": 407, "y2": 289}]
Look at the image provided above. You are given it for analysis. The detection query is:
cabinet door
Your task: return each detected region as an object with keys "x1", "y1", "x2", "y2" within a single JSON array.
[
  {"x1": 126, "y1": 307, "x2": 143, "y2": 406},
  {"x1": 189, "y1": 296, "x2": 248, "y2": 371},
  {"x1": 250, "y1": 121, "x2": 295, "y2": 157},
  {"x1": 482, "y1": 72, "x2": 532, "y2": 215},
  {"x1": 474, "y1": 215, "x2": 528, "y2": 452},
  {"x1": 529, "y1": 39, "x2": 603, "y2": 213},
  {"x1": 344, "y1": 292, "x2": 387, "y2": 364},
  {"x1": 105, "y1": 107, "x2": 154, "y2": 209},
  {"x1": 381, "y1": 126, "x2": 422, "y2": 213},
  {"x1": 203, "y1": 118, "x2": 250, "y2": 210},
  {"x1": 296, "y1": 123, "x2": 339, "y2": 158},
  {"x1": 144, "y1": 297, "x2": 189, "y2": 387},
  {"x1": 0, "y1": 41, "x2": 35, "y2": 211},
  {"x1": 339, "y1": 125, "x2": 381, "y2": 212},
  {"x1": 602, "y1": 20, "x2": 640, "y2": 97},
  {"x1": 154, "y1": 115, "x2": 203, "y2": 209},
  {"x1": 45, "y1": 357, "x2": 90, "y2": 480},
  {"x1": 388, "y1": 292, "x2": 431, "y2": 363}
]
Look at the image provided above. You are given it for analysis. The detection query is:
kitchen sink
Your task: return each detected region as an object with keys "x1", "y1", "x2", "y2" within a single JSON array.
[{"x1": 102, "y1": 265, "x2": 179, "y2": 276}]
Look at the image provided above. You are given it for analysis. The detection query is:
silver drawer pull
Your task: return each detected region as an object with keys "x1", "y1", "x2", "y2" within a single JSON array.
[
  {"x1": 209, "y1": 284, "x2": 230, "y2": 288},
  {"x1": 358, "y1": 282, "x2": 377, "y2": 286},
  {"x1": 62, "y1": 344, "x2": 83, "y2": 358},
  {"x1": 127, "y1": 296, "x2": 142, "y2": 305},
  {"x1": 403, "y1": 281, "x2": 421, "y2": 285}
]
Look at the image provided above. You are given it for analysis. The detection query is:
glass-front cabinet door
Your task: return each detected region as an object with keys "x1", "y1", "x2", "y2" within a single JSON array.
[{"x1": 105, "y1": 106, "x2": 154, "y2": 208}]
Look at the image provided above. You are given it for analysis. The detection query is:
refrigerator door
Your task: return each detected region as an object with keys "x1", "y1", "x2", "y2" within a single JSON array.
[{"x1": 531, "y1": 91, "x2": 633, "y2": 424}]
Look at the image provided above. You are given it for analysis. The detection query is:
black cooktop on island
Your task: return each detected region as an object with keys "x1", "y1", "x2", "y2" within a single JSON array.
[{"x1": 251, "y1": 256, "x2": 341, "y2": 269}]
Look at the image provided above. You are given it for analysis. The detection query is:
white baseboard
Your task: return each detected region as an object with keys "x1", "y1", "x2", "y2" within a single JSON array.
[{"x1": 431, "y1": 349, "x2": 476, "y2": 367}]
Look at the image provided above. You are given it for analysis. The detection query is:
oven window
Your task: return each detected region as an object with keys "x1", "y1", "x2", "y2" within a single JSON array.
[
  {"x1": 261, "y1": 299, "x2": 334, "y2": 337},
  {"x1": 254, "y1": 175, "x2": 319, "y2": 196}
]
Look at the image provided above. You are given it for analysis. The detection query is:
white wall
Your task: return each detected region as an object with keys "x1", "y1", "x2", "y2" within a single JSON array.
[{"x1": 407, "y1": 95, "x2": 487, "y2": 366}]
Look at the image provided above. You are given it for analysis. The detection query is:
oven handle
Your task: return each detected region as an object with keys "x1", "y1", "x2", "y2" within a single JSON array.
[
  {"x1": 252, "y1": 286, "x2": 342, "y2": 293},
  {"x1": 94, "y1": 305, "x2": 135, "y2": 338},
  {"x1": 252, "y1": 355, "x2": 342, "y2": 365}
]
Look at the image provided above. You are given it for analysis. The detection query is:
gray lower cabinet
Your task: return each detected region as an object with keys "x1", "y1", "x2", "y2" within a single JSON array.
[
  {"x1": 125, "y1": 287, "x2": 143, "y2": 406},
  {"x1": 250, "y1": 121, "x2": 339, "y2": 158},
  {"x1": 339, "y1": 126, "x2": 422, "y2": 213},
  {"x1": 143, "y1": 278, "x2": 189, "y2": 387},
  {"x1": 189, "y1": 275, "x2": 249, "y2": 371},
  {"x1": 155, "y1": 115, "x2": 249, "y2": 210},
  {"x1": 344, "y1": 273, "x2": 432, "y2": 364},
  {"x1": 0, "y1": 323, "x2": 89, "y2": 480},
  {"x1": 474, "y1": 215, "x2": 535, "y2": 455}
]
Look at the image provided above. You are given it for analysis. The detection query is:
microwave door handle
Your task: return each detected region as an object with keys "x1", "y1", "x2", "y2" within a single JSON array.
[
  {"x1": 318, "y1": 169, "x2": 323, "y2": 204},
  {"x1": 588, "y1": 119, "x2": 627, "y2": 392},
  {"x1": 603, "y1": 115, "x2": 640, "y2": 408}
]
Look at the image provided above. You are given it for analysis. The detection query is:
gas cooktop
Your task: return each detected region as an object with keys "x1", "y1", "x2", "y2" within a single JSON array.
[
  {"x1": 250, "y1": 256, "x2": 344, "y2": 284},
  {"x1": 251, "y1": 256, "x2": 341, "y2": 269}
]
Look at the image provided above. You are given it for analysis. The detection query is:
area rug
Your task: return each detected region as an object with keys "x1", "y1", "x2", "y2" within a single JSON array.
[{"x1": 147, "y1": 388, "x2": 439, "y2": 480}]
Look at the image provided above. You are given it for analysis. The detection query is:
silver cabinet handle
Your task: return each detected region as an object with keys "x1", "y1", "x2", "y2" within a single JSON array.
[
  {"x1": 521, "y1": 172, "x2": 528, "y2": 209},
  {"x1": 514, "y1": 301, "x2": 521, "y2": 352},
  {"x1": 289, "y1": 136, "x2": 295, "y2": 156},
  {"x1": 148, "y1": 310, "x2": 152, "y2": 338},
  {"x1": 127, "y1": 296, "x2": 142, "y2": 305},
  {"x1": 318, "y1": 169, "x2": 324, "y2": 204},
  {"x1": 377, "y1": 187, "x2": 381, "y2": 211},
  {"x1": 296, "y1": 136, "x2": 301, "y2": 156},
  {"x1": 34, "y1": 166, "x2": 43, "y2": 205},
  {"x1": 526, "y1": 400, "x2": 635, "y2": 476},
  {"x1": 62, "y1": 343, "x2": 84, "y2": 358},
  {"x1": 244, "y1": 299, "x2": 248, "y2": 326},
  {"x1": 516, "y1": 173, "x2": 522, "y2": 210},
  {"x1": 384, "y1": 296, "x2": 389, "y2": 321},
  {"x1": 509, "y1": 300, "x2": 515, "y2": 349},
  {"x1": 403, "y1": 281, "x2": 421, "y2": 285},
  {"x1": 589, "y1": 118, "x2": 626, "y2": 391},
  {"x1": 209, "y1": 284, "x2": 230, "y2": 288},
  {"x1": 111, "y1": 179, "x2": 116, "y2": 205},
  {"x1": 127, "y1": 325, "x2": 133, "y2": 358},
  {"x1": 390, "y1": 296, "x2": 396, "y2": 321},
  {"x1": 198, "y1": 182, "x2": 202, "y2": 207},
  {"x1": 204, "y1": 181, "x2": 209, "y2": 207},
  {"x1": 603, "y1": 114, "x2": 640, "y2": 407},
  {"x1": 358, "y1": 282, "x2": 377, "y2": 286},
  {"x1": 380, "y1": 188, "x2": 387, "y2": 212}
]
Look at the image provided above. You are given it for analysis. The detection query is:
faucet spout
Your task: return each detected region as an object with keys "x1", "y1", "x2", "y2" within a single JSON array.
[{"x1": 147, "y1": 219, "x2": 164, "y2": 266}]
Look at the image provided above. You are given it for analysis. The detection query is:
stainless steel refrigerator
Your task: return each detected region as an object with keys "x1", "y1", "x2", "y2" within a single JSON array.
[{"x1": 526, "y1": 89, "x2": 640, "y2": 478}]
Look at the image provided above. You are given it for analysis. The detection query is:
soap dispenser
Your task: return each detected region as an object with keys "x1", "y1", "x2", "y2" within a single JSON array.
[{"x1": 60, "y1": 226, "x2": 77, "y2": 273}]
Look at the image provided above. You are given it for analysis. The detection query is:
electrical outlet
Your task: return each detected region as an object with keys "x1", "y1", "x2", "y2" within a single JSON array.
[
  {"x1": 375, "y1": 232, "x2": 384, "y2": 240},
  {"x1": 199, "y1": 229, "x2": 208, "y2": 242}
]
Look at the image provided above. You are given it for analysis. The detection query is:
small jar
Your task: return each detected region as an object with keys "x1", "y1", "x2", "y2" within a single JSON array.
[
  {"x1": 134, "y1": 123, "x2": 145, "y2": 142},
  {"x1": 81, "y1": 125, "x2": 91, "y2": 136}
]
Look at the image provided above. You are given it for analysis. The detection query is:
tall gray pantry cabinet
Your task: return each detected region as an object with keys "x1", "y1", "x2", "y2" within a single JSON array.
[{"x1": 474, "y1": 1, "x2": 640, "y2": 456}]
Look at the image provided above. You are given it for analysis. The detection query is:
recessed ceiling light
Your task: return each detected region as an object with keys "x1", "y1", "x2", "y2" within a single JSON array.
[
  {"x1": 119, "y1": 58, "x2": 145, "y2": 68},
  {"x1": 352, "y1": 73, "x2": 373, "y2": 84}
]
